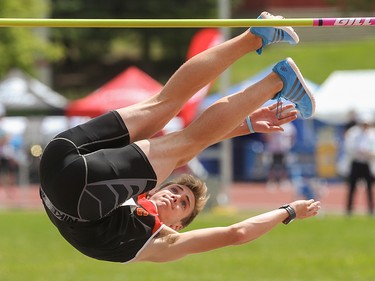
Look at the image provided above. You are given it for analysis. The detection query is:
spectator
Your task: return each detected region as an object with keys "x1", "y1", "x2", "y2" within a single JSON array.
[
  {"x1": 264, "y1": 121, "x2": 296, "y2": 190},
  {"x1": 344, "y1": 113, "x2": 375, "y2": 216},
  {"x1": 344, "y1": 109, "x2": 358, "y2": 133}
]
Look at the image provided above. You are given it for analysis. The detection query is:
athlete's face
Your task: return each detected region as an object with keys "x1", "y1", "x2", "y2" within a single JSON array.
[{"x1": 148, "y1": 184, "x2": 195, "y2": 231}]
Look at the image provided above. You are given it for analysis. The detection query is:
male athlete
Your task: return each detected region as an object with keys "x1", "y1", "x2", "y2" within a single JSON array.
[{"x1": 40, "y1": 12, "x2": 321, "y2": 263}]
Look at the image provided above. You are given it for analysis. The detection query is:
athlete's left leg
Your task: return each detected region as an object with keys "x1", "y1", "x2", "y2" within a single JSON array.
[
  {"x1": 136, "y1": 72, "x2": 283, "y2": 186},
  {"x1": 135, "y1": 56, "x2": 314, "y2": 186}
]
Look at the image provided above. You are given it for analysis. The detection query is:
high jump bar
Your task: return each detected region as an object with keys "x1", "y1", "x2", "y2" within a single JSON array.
[{"x1": 0, "y1": 17, "x2": 373, "y2": 28}]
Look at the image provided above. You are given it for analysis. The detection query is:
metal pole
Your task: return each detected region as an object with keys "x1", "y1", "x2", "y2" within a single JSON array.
[
  {"x1": 0, "y1": 17, "x2": 373, "y2": 28},
  {"x1": 218, "y1": 0, "x2": 232, "y2": 206}
]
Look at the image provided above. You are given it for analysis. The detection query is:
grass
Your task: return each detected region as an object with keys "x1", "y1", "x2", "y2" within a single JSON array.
[{"x1": 1, "y1": 210, "x2": 374, "y2": 281}]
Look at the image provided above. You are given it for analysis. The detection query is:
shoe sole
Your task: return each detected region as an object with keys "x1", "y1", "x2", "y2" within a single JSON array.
[{"x1": 285, "y1": 57, "x2": 316, "y2": 117}]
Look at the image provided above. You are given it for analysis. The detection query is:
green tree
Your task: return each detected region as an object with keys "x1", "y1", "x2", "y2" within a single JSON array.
[
  {"x1": 50, "y1": 0, "x2": 218, "y2": 66},
  {"x1": 49, "y1": 1, "x2": 248, "y2": 97},
  {"x1": 0, "y1": 0, "x2": 63, "y2": 77}
]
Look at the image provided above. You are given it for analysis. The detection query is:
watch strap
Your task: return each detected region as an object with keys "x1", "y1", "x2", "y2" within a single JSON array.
[{"x1": 279, "y1": 204, "x2": 296, "y2": 224}]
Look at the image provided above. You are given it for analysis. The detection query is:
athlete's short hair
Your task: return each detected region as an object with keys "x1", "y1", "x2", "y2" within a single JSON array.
[{"x1": 158, "y1": 174, "x2": 209, "y2": 228}]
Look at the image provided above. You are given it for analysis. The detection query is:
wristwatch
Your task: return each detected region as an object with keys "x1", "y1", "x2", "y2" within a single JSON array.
[{"x1": 279, "y1": 204, "x2": 296, "y2": 225}]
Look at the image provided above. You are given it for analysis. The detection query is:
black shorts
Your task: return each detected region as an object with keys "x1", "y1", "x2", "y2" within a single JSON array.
[{"x1": 39, "y1": 111, "x2": 157, "y2": 222}]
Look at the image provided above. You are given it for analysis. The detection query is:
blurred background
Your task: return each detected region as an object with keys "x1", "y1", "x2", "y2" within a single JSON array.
[{"x1": 1, "y1": 0, "x2": 374, "y2": 215}]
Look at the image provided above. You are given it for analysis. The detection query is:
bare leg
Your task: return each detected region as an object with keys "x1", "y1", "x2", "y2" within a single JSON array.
[
  {"x1": 136, "y1": 72, "x2": 283, "y2": 185},
  {"x1": 116, "y1": 31, "x2": 262, "y2": 143}
]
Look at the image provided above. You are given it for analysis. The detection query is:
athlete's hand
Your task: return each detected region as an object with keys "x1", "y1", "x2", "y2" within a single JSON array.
[
  {"x1": 290, "y1": 199, "x2": 321, "y2": 220},
  {"x1": 249, "y1": 102, "x2": 298, "y2": 133}
]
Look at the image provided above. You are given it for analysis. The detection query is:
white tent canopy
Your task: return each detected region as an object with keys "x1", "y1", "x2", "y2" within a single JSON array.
[
  {"x1": 0, "y1": 69, "x2": 67, "y2": 116},
  {"x1": 314, "y1": 70, "x2": 375, "y2": 125}
]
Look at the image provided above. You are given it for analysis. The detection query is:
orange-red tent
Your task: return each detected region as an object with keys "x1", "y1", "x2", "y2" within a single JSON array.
[{"x1": 66, "y1": 66, "x2": 162, "y2": 118}]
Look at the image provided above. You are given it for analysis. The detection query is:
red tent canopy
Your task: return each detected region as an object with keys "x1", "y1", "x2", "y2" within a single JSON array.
[
  {"x1": 186, "y1": 28, "x2": 221, "y2": 60},
  {"x1": 66, "y1": 66, "x2": 163, "y2": 117}
]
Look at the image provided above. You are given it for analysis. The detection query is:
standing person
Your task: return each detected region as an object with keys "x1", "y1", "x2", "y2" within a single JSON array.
[
  {"x1": 337, "y1": 110, "x2": 359, "y2": 178},
  {"x1": 264, "y1": 121, "x2": 297, "y2": 190},
  {"x1": 344, "y1": 110, "x2": 358, "y2": 133},
  {"x1": 39, "y1": 12, "x2": 320, "y2": 264},
  {"x1": 344, "y1": 114, "x2": 375, "y2": 216},
  {"x1": 0, "y1": 105, "x2": 9, "y2": 187}
]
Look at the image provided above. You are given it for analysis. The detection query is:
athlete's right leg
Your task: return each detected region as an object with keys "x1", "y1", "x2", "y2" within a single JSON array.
[
  {"x1": 116, "y1": 30, "x2": 261, "y2": 143},
  {"x1": 116, "y1": 12, "x2": 299, "y2": 143}
]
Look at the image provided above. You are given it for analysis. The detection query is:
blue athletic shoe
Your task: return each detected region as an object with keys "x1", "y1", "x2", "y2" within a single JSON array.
[
  {"x1": 249, "y1": 11, "x2": 299, "y2": 55},
  {"x1": 272, "y1": 58, "x2": 315, "y2": 119}
]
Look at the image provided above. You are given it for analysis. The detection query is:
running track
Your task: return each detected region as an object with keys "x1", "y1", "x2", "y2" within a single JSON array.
[{"x1": 0, "y1": 182, "x2": 371, "y2": 215}]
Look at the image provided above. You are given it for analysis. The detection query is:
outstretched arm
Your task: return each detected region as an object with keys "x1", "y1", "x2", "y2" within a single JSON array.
[{"x1": 137, "y1": 199, "x2": 320, "y2": 263}]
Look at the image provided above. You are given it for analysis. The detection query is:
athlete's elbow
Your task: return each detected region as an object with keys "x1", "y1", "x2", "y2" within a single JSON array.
[{"x1": 226, "y1": 225, "x2": 252, "y2": 246}]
